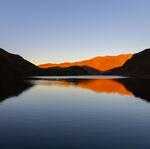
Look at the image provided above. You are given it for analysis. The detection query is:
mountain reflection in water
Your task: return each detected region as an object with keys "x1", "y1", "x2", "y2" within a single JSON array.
[
  {"x1": 0, "y1": 77, "x2": 150, "y2": 102},
  {"x1": 36, "y1": 79, "x2": 132, "y2": 96},
  {"x1": 0, "y1": 80, "x2": 33, "y2": 102}
]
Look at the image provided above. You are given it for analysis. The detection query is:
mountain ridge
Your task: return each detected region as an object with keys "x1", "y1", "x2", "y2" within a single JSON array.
[
  {"x1": 39, "y1": 54, "x2": 132, "y2": 71},
  {"x1": 0, "y1": 48, "x2": 91, "y2": 79},
  {"x1": 1, "y1": 47, "x2": 150, "y2": 78}
]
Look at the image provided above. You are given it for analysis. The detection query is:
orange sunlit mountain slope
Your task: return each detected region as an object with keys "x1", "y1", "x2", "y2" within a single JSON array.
[{"x1": 39, "y1": 54, "x2": 132, "y2": 71}]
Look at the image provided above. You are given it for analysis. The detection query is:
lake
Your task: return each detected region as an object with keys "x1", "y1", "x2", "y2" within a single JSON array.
[{"x1": 0, "y1": 76, "x2": 150, "y2": 149}]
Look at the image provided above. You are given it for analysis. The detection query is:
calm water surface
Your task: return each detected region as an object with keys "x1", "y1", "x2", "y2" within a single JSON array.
[{"x1": 0, "y1": 76, "x2": 150, "y2": 149}]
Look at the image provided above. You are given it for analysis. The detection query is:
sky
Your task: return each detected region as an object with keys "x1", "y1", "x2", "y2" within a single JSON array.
[{"x1": 0, "y1": 0, "x2": 150, "y2": 64}]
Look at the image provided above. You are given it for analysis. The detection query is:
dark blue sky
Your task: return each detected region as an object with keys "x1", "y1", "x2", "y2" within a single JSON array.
[{"x1": 0, "y1": 0, "x2": 150, "y2": 64}]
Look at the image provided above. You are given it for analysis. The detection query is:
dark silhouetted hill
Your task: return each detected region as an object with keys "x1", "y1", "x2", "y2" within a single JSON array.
[
  {"x1": 0, "y1": 48, "x2": 40, "y2": 79},
  {"x1": 104, "y1": 48, "x2": 150, "y2": 77},
  {"x1": 42, "y1": 66, "x2": 96, "y2": 76}
]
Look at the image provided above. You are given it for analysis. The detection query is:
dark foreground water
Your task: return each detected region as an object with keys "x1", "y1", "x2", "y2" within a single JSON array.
[{"x1": 0, "y1": 76, "x2": 150, "y2": 149}]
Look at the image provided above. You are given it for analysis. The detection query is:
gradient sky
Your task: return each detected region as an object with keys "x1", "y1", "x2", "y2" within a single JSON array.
[{"x1": 0, "y1": 0, "x2": 150, "y2": 64}]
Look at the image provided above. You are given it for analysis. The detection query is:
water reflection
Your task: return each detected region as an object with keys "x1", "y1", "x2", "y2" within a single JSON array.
[
  {"x1": 0, "y1": 77, "x2": 150, "y2": 102},
  {"x1": 0, "y1": 80, "x2": 33, "y2": 102},
  {"x1": 30, "y1": 77, "x2": 150, "y2": 102},
  {"x1": 36, "y1": 79, "x2": 132, "y2": 96},
  {"x1": 0, "y1": 77, "x2": 150, "y2": 149},
  {"x1": 117, "y1": 78, "x2": 150, "y2": 102}
]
